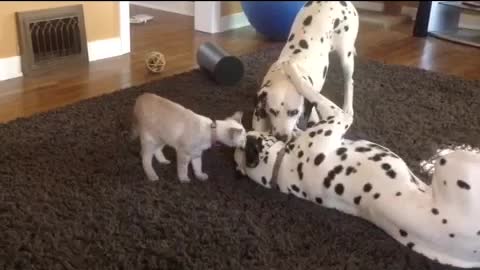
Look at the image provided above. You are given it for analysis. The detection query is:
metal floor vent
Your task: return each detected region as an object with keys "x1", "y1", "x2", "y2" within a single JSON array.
[{"x1": 16, "y1": 5, "x2": 89, "y2": 75}]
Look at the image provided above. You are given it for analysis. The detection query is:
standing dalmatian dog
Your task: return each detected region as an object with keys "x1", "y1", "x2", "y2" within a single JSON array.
[
  {"x1": 253, "y1": 1, "x2": 359, "y2": 142},
  {"x1": 234, "y1": 61, "x2": 480, "y2": 269}
]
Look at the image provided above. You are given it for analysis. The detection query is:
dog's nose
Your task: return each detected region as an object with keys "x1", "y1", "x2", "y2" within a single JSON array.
[{"x1": 275, "y1": 133, "x2": 288, "y2": 142}]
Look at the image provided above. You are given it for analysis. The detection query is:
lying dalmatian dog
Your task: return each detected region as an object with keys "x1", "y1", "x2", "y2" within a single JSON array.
[
  {"x1": 253, "y1": 1, "x2": 359, "y2": 142},
  {"x1": 234, "y1": 61, "x2": 480, "y2": 268}
]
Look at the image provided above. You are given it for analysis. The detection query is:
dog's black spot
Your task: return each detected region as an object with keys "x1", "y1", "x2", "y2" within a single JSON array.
[
  {"x1": 291, "y1": 184, "x2": 300, "y2": 193},
  {"x1": 293, "y1": 49, "x2": 302, "y2": 54},
  {"x1": 303, "y1": 16, "x2": 313, "y2": 26},
  {"x1": 344, "y1": 25, "x2": 349, "y2": 32},
  {"x1": 302, "y1": 191, "x2": 307, "y2": 198},
  {"x1": 323, "y1": 65, "x2": 327, "y2": 78},
  {"x1": 346, "y1": 166, "x2": 357, "y2": 176},
  {"x1": 335, "y1": 183, "x2": 344, "y2": 195},
  {"x1": 387, "y1": 170, "x2": 397, "y2": 179},
  {"x1": 334, "y1": 165, "x2": 343, "y2": 174},
  {"x1": 431, "y1": 208, "x2": 439, "y2": 215},
  {"x1": 306, "y1": 157, "x2": 310, "y2": 163},
  {"x1": 345, "y1": 125, "x2": 349, "y2": 129},
  {"x1": 407, "y1": 242, "x2": 415, "y2": 249},
  {"x1": 348, "y1": 51, "x2": 352, "y2": 57},
  {"x1": 263, "y1": 155, "x2": 268, "y2": 164},
  {"x1": 269, "y1": 108, "x2": 279, "y2": 117},
  {"x1": 308, "y1": 142, "x2": 313, "y2": 148},
  {"x1": 442, "y1": 219, "x2": 447, "y2": 224},
  {"x1": 354, "y1": 196, "x2": 362, "y2": 205},
  {"x1": 335, "y1": 29, "x2": 341, "y2": 34},
  {"x1": 396, "y1": 192, "x2": 402, "y2": 196},
  {"x1": 381, "y1": 163, "x2": 391, "y2": 170},
  {"x1": 308, "y1": 76, "x2": 313, "y2": 86},
  {"x1": 288, "y1": 33, "x2": 295, "y2": 42},
  {"x1": 309, "y1": 131, "x2": 316, "y2": 138},
  {"x1": 336, "y1": 147, "x2": 347, "y2": 156},
  {"x1": 321, "y1": 37, "x2": 324, "y2": 43},
  {"x1": 304, "y1": 1, "x2": 313, "y2": 7},
  {"x1": 340, "y1": 1, "x2": 347, "y2": 7},
  {"x1": 261, "y1": 177, "x2": 267, "y2": 185},
  {"x1": 325, "y1": 130, "x2": 332, "y2": 136},
  {"x1": 369, "y1": 153, "x2": 388, "y2": 162},
  {"x1": 457, "y1": 180, "x2": 471, "y2": 190},
  {"x1": 399, "y1": 230, "x2": 408, "y2": 237},
  {"x1": 355, "y1": 147, "x2": 371, "y2": 152},
  {"x1": 439, "y1": 158, "x2": 446, "y2": 165},
  {"x1": 344, "y1": 15, "x2": 347, "y2": 20},
  {"x1": 373, "y1": 193, "x2": 381, "y2": 199},
  {"x1": 289, "y1": 45, "x2": 295, "y2": 49},
  {"x1": 341, "y1": 154, "x2": 347, "y2": 161},
  {"x1": 306, "y1": 121, "x2": 315, "y2": 128},
  {"x1": 298, "y1": 151, "x2": 304, "y2": 158},
  {"x1": 363, "y1": 183, "x2": 372, "y2": 192},
  {"x1": 314, "y1": 153, "x2": 325, "y2": 166},
  {"x1": 327, "y1": 116, "x2": 334, "y2": 120},
  {"x1": 315, "y1": 197, "x2": 323, "y2": 204},
  {"x1": 342, "y1": 10, "x2": 345, "y2": 15},
  {"x1": 333, "y1": 18, "x2": 340, "y2": 28},
  {"x1": 297, "y1": 162, "x2": 304, "y2": 180},
  {"x1": 328, "y1": 120, "x2": 335, "y2": 124},
  {"x1": 299, "y1": 39, "x2": 309, "y2": 49},
  {"x1": 450, "y1": 233, "x2": 455, "y2": 238}
]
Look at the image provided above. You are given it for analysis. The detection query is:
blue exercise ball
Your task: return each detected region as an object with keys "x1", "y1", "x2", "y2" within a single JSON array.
[{"x1": 241, "y1": 1, "x2": 306, "y2": 41}]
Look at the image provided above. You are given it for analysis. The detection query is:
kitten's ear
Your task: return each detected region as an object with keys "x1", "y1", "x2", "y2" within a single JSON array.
[
  {"x1": 229, "y1": 128, "x2": 244, "y2": 141},
  {"x1": 230, "y1": 111, "x2": 243, "y2": 124}
]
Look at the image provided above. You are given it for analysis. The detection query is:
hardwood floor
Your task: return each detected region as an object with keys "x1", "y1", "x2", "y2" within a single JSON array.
[{"x1": 0, "y1": 5, "x2": 478, "y2": 124}]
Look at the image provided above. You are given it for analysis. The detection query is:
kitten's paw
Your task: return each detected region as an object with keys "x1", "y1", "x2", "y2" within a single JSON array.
[
  {"x1": 179, "y1": 176, "x2": 191, "y2": 183},
  {"x1": 196, "y1": 173, "x2": 209, "y2": 181},
  {"x1": 159, "y1": 159, "x2": 171, "y2": 165},
  {"x1": 147, "y1": 174, "x2": 159, "y2": 181}
]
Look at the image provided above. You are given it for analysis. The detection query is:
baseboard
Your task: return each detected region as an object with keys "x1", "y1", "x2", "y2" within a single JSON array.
[
  {"x1": 351, "y1": 1, "x2": 385, "y2": 12},
  {"x1": 87, "y1": 37, "x2": 124, "y2": 62},
  {"x1": 0, "y1": 56, "x2": 22, "y2": 81},
  {"x1": 220, "y1": 12, "x2": 250, "y2": 32},
  {"x1": 0, "y1": 37, "x2": 125, "y2": 81},
  {"x1": 130, "y1": 1, "x2": 194, "y2": 16}
]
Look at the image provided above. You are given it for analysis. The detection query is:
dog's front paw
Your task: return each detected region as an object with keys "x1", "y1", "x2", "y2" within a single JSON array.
[
  {"x1": 196, "y1": 172, "x2": 209, "y2": 181},
  {"x1": 178, "y1": 176, "x2": 191, "y2": 183}
]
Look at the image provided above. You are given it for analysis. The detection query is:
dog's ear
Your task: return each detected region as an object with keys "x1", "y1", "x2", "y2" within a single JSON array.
[
  {"x1": 245, "y1": 135, "x2": 261, "y2": 168},
  {"x1": 229, "y1": 111, "x2": 243, "y2": 124}
]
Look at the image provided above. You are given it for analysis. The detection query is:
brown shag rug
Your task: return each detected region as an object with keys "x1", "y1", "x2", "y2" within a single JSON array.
[{"x1": 1, "y1": 45, "x2": 480, "y2": 270}]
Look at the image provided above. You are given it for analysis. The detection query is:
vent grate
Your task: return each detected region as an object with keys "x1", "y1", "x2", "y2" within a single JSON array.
[{"x1": 16, "y1": 5, "x2": 89, "y2": 75}]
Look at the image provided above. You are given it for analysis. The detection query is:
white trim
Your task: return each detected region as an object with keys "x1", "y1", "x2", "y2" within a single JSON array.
[
  {"x1": 194, "y1": 1, "x2": 221, "y2": 33},
  {"x1": 219, "y1": 12, "x2": 250, "y2": 32},
  {"x1": 87, "y1": 37, "x2": 124, "y2": 62},
  {"x1": 130, "y1": 1, "x2": 194, "y2": 16},
  {"x1": 119, "y1": 1, "x2": 131, "y2": 55},
  {"x1": 0, "y1": 56, "x2": 22, "y2": 81},
  {"x1": 351, "y1": 1, "x2": 385, "y2": 12}
]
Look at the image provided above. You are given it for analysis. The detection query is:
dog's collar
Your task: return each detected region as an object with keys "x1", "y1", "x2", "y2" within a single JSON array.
[
  {"x1": 210, "y1": 120, "x2": 219, "y2": 146},
  {"x1": 270, "y1": 146, "x2": 286, "y2": 190}
]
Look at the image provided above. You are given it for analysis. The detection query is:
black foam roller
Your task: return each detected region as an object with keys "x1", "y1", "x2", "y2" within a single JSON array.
[{"x1": 197, "y1": 42, "x2": 244, "y2": 86}]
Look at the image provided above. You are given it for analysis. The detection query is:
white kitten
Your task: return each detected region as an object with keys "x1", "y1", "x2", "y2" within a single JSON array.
[{"x1": 131, "y1": 93, "x2": 246, "y2": 183}]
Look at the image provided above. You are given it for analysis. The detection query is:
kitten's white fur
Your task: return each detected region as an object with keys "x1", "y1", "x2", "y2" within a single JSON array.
[{"x1": 132, "y1": 93, "x2": 246, "y2": 183}]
